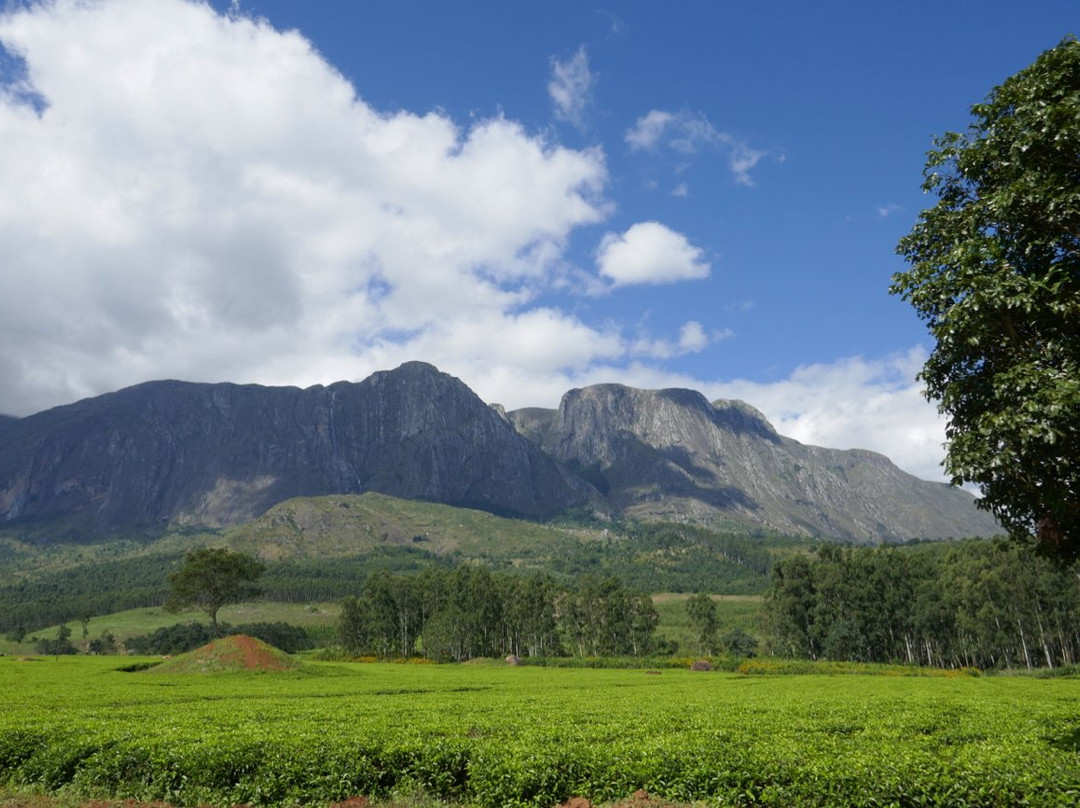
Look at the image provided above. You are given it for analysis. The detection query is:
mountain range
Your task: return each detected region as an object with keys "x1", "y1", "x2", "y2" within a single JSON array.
[{"x1": 0, "y1": 361, "x2": 998, "y2": 542}]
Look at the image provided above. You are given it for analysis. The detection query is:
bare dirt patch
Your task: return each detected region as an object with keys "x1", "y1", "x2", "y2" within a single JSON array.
[{"x1": 149, "y1": 634, "x2": 299, "y2": 674}]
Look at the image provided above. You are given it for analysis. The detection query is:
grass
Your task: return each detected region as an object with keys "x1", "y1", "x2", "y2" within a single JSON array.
[
  {"x1": 2, "y1": 655, "x2": 1079, "y2": 806},
  {"x1": 223, "y1": 493, "x2": 613, "y2": 564},
  {"x1": 0, "y1": 602, "x2": 341, "y2": 656},
  {"x1": 650, "y1": 594, "x2": 763, "y2": 654}
]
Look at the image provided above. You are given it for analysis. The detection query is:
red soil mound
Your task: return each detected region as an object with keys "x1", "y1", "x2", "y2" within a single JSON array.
[{"x1": 149, "y1": 634, "x2": 299, "y2": 674}]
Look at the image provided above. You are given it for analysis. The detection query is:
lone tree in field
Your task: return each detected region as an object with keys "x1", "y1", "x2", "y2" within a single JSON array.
[
  {"x1": 165, "y1": 548, "x2": 265, "y2": 636},
  {"x1": 890, "y1": 37, "x2": 1080, "y2": 562},
  {"x1": 686, "y1": 592, "x2": 719, "y2": 656}
]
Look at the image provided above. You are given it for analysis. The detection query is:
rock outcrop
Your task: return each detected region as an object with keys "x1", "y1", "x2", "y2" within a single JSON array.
[{"x1": 507, "y1": 383, "x2": 999, "y2": 541}]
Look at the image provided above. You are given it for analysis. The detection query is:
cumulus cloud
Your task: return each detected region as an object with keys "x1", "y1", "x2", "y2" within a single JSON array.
[
  {"x1": 677, "y1": 321, "x2": 710, "y2": 352},
  {"x1": 0, "y1": 0, "x2": 615, "y2": 415},
  {"x1": 548, "y1": 46, "x2": 594, "y2": 128},
  {"x1": 596, "y1": 222, "x2": 710, "y2": 287},
  {"x1": 627, "y1": 320, "x2": 733, "y2": 360},
  {"x1": 625, "y1": 108, "x2": 770, "y2": 186}
]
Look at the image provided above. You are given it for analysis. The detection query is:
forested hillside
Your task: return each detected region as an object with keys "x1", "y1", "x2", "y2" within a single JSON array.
[{"x1": 0, "y1": 498, "x2": 793, "y2": 636}]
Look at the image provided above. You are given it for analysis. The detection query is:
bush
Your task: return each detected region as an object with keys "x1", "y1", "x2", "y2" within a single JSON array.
[{"x1": 125, "y1": 621, "x2": 314, "y2": 655}]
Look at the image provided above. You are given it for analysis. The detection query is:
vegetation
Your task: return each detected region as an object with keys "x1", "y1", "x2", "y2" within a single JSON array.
[
  {"x1": 765, "y1": 539, "x2": 1080, "y2": 669},
  {"x1": 891, "y1": 36, "x2": 1080, "y2": 560},
  {"x1": 0, "y1": 498, "x2": 792, "y2": 637},
  {"x1": 2, "y1": 656, "x2": 1079, "y2": 807},
  {"x1": 684, "y1": 593, "x2": 719, "y2": 656},
  {"x1": 125, "y1": 620, "x2": 314, "y2": 655},
  {"x1": 338, "y1": 568, "x2": 660, "y2": 661},
  {"x1": 165, "y1": 548, "x2": 265, "y2": 636}
]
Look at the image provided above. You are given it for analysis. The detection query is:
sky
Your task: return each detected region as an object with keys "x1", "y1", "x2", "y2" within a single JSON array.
[{"x1": 0, "y1": 0, "x2": 1076, "y2": 484}]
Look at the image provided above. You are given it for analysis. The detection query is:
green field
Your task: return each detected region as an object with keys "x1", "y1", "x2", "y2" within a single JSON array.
[
  {"x1": 2, "y1": 655, "x2": 1079, "y2": 807},
  {"x1": 651, "y1": 594, "x2": 763, "y2": 655}
]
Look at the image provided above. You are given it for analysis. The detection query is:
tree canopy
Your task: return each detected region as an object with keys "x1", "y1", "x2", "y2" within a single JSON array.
[
  {"x1": 890, "y1": 37, "x2": 1080, "y2": 561},
  {"x1": 165, "y1": 548, "x2": 265, "y2": 636}
]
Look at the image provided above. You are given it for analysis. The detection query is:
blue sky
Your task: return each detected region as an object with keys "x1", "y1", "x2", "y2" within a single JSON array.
[{"x1": 0, "y1": 0, "x2": 1075, "y2": 482}]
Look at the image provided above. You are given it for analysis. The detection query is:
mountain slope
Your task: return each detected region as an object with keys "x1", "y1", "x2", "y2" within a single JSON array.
[
  {"x1": 0, "y1": 362, "x2": 595, "y2": 531},
  {"x1": 508, "y1": 383, "x2": 999, "y2": 541}
]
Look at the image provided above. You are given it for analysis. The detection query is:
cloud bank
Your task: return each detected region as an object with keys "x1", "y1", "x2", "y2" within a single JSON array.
[{"x1": 0, "y1": 0, "x2": 618, "y2": 412}]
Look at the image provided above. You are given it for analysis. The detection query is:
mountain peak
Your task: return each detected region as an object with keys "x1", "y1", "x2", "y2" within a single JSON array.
[
  {"x1": 508, "y1": 379, "x2": 996, "y2": 541},
  {"x1": 0, "y1": 366, "x2": 596, "y2": 531}
]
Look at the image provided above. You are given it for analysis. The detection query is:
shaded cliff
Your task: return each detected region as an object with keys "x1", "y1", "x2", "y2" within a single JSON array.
[{"x1": 0, "y1": 362, "x2": 596, "y2": 530}]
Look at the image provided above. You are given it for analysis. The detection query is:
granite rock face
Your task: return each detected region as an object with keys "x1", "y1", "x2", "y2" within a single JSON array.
[
  {"x1": 0, "y1": 362, "x2": 596, "y2": 530},
  {"x1": 507, "y1": 383, "x2": 1000, "y2": 541},
  {"x1": 0, "y1": 364, "x2": 999, "y2": 541}
]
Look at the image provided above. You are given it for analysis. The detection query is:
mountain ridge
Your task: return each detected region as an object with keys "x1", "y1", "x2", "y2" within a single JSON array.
[{"x1": 0, "y1": 362, "x2": 998, "y2": 541}]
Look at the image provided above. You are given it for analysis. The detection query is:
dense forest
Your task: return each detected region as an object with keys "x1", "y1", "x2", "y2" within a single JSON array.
[
  {"x1": 765, "y1": 540, "x2": 1080, "y2": 669},
  {"x1": 338, "y1": 567, "x2": 663, "y2": 661}
]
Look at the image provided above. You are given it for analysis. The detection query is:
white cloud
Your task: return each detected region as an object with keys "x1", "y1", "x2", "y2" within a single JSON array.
[
  {"x1": 706, "y1": 348, "x2": 950, "y2": 483},
  {"x1": 625, "y1": 108, "x2": 770, "y2": 186},
  {"x1": 625, "y1": 109, "x2": 674, "y2": 150},
  {"x1": 548, "y1": 46, "x2": 594, "y2": 128},
  {"x1": 678, "y1": 321, "x2": 710, "y2": 352},
  {"x1": 875, "y1": 203, "x2": 903, "y2": 218},
  {"x1": 0, "y1": 0, "x2": 615, "y2": 416},
  {"x1": 627, "y1": 320, "x2": 725, "y2": 360},
  {"x1": 596, "y1": 222, "x2": 710, "y2": 287}
]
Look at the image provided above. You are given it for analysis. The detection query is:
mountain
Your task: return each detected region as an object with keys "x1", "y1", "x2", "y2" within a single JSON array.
[
  {"x1": 0, "y1": 362, "x2": 998, "y2": 541},
  {"x1": 507, "y1": 383, "x2": 999, "y2": 541},
  {"x1": 0, "y1": 362, "x2": 595, "y2": 531}
]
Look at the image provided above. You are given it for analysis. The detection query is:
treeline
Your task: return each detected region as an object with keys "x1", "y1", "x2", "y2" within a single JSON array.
[
  {"x1": 765, "y1": 540, "x2": 1080, "y2": 669},
  {"x1": 0, "y1": 553, "x2": 181, "y2": 634},
  {"x1": 126, "y1": 621, "x2": 314, "y2": 655},
  {"x1": 594, "y1": 522, "x2": 781, "y2": 594},
  {"x1": 0, "y1": 547, "x2": 448, "y2": 635},
  {"x1": 339, "y1": 567, "x2": 661, "y2": 661}
]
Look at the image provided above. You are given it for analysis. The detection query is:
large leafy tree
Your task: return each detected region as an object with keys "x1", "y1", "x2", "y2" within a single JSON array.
[
  {"x1": 890, "y1": 37, "x2": 1080, "y2": 561},
  {"x1": 165, "y1": 548, "x2": 265, "y2": 636}
]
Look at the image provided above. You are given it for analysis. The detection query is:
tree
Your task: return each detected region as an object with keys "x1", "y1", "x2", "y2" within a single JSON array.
[
  {"x1": 685, "y1": 593, "x2": 719, "y2": 656},
  {"x1": 165, "y1": 548, "x2": 265, "y2": 636},
  {"x1": 38, "y1": 624, "x2": 76, "y2": 657},
  {"x1": 890, "y1": 37, "x2": 1080, "y2": 561}
]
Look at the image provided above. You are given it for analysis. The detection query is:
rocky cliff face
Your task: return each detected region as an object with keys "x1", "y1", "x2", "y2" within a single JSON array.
[
  {"x1": 507, "y1": 383, "x2": 999, "y2": 541},
  {"x1": 0, "y1": 364, "x2": 999, "y2": 541},
  {"x1": 0, "y1": 362, "x2": 595, "y2": 530}
]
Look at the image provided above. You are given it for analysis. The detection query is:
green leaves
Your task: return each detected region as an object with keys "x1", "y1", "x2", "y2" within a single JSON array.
[
  {"x1": 891, "y1": 36, "x2": 1080, "y2": 560},
  {"x1": 3, "y1": 657, "x2": 1080, "y2": 806},
  {"x1": 165, "y1": 547, "x2": 265, "y2": 635}
]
